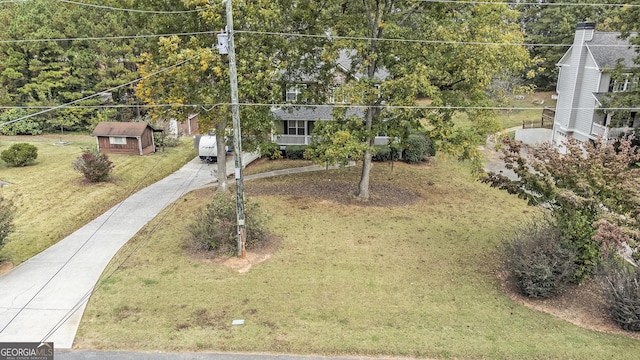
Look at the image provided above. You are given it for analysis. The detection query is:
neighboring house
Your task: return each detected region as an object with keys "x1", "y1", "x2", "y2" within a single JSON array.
[
  {"x1": 551, "y1": 22, "x2": 638, "y2": 145},
  {"x1": 155, "y1": 113, "x2": 200, "y2": 138},
  {"x1": 272, "y1": 50, "x2": 390, "y2": 149},
  {"x1": 91, "y1": 122, "x2": 161, "y2": 155}
]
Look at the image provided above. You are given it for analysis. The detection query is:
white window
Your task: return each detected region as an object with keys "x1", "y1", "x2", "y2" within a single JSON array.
[
  {"x1": 109, "y1": 137, "x2": 127, "y2": 145},
  {"x1": 285, "y1": 84, "x2": 307, "y2": 102},
  {"x1": 329, "y1": 84, "x2": 347, "y2": 104},
  {"x1": 612, "y1": 74, "x2": 638, "y2": 92},
  {"x1": 286, "y1": 120, "x2": 305, "y2": 135}
]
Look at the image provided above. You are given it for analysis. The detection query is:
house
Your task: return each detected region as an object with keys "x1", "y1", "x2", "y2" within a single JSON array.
[
  {"x1": 551, "y1": 22, "x2": 638, "y2": 145},
  {"x1": 91, "y1": 122, "x2": 161, "y2": 155},
  {"x1": 272, "y1": 50, "x2": 390, "y2": 149},
  {"x1": 154, "y1": 113, "x2": 200, "y2": 138}
]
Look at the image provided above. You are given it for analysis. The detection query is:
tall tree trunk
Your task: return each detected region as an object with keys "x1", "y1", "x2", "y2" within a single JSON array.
[
  {"x1": 215, "y1": 121, "x2": 228, "y2": 192},
  {"x1": 357, "y1": 107, "x2": 375, "y2": 200}
]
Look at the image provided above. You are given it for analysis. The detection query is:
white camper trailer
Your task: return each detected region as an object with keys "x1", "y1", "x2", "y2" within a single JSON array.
[{"x1": 197, "y1": 135, "x2": 218, "y2": 163}]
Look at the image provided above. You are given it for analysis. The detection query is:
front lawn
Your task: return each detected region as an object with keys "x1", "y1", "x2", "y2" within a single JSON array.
[
  {"x1": 75, "y1": 158, "x2": 640, "y2": 359},
  {"x1": 0, "y1": 135, "x2": 196, "y2": 264}
]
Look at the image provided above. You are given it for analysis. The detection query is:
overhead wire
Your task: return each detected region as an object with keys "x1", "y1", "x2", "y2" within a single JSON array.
[
  {"x1": 0, "y1": 51, "x2": 204, "y2": 127},
  {"x1": 419, "y1": 0, "x2": 640, "y2": 7},
  {"x1": 56, "y1": 0, "x2": 205, "y2": 14},
  {"x1": 0, "y1": 102, "x2": 636, "y2": 112}
]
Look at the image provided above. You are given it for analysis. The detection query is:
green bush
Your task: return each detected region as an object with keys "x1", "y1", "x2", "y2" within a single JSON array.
[
  {"x1": 372, "y1": 144, "x2": 401, "y2": 162},
  {"x1": 260, "y1": 141, "x2": 283, "y2": 160},
  {"x1": 600, "y1": 258, "x2": 640, "y2": 331},
  {"x1": 187, "y1": 192, "x2": 269, "y2": 255},
  {"x1": 0, "y1": 195, "x2": 16, "y2": 252},
  {"x1": 403, "y1": 134, "x2": 430, "y2": 164},
  {"x1": 503, "y1": 216, "x2": 577, "y2": 298},
  {"x1": 1, "y1": 143, "x2": 38, "y2": 167},
  {"x1": 154, "y1": 133, "x2": 181, "y2": 148},
  {"x1": 556, "y1": 209, "x2": 599, "y2": 283},
  {"x1": 72, "y1": 147, "x2": 114, "y2": 182},
  {"x1": 285, "y1": 145, "x2": 307, "y2": 159}
]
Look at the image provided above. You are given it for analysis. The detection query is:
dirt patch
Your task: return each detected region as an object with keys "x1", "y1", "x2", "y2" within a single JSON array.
[
  {"x1": 193, "y1": 233, "x2": 281, "y2": 274},
  {"x1": 0, "y1": 261, "x2": 13, "y2": 276},
  {"x1": 246, "y1": 180, "x2": 421, "y2": 208},
  {"x1": 501, "y1": 273, "x2": 640, "y2": 339}
]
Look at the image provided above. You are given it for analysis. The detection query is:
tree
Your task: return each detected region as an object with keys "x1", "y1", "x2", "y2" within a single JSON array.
[
  {"x1": 306, "y1": 0, "x2": 531, "y2": 199},
  {"x1": 484, "y1": 136, "x2": 640, "y2": 280},
  {"x1": 136, "y1": 0, "x2": 325, "y2": 191},
  {"x1": 0, "y1": 0, "x2": 149, "y2": 131}
]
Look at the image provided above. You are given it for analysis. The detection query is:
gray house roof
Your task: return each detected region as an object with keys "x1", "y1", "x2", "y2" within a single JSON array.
[
  {"x1": 272, "y1": 105, "x2": 365, "y2": 121},
  {"x1": 336, "y1": 50, "x2": 390, "y2": 81},
  {"x1": 587, "y1": 32, "x2": 638, "y2": 69}
]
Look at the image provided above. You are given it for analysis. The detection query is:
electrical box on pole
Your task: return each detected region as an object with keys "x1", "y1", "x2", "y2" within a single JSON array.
[{"x1": 216, "y1": 29, "x2": 228, "y2": 55}]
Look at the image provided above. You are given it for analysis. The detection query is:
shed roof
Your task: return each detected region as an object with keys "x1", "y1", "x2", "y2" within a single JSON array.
[{"x1": 91, "y1": 122, "x2": 157, "y2": 137}]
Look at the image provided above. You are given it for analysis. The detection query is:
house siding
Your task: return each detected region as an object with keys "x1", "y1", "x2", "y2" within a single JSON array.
[{"x1": 573, "y1": 66, "x2": 601, "y2": 141}]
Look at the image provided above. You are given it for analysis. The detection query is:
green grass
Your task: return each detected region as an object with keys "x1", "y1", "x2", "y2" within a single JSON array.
[
  {"x1": 0, "y1": 134, "x2": 196, "y2": 264},
  {"x1": 496, "y1": 91, "x2": 557, "y2": 130},
  {"x1": 243, "y1": 158, "x2": 314, "y2": 176},
  {"x1": 75, "y1": 158, "x2": 640, "y2": 359}
]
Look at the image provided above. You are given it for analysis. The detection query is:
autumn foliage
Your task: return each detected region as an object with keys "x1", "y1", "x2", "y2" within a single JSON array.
[{"x1": 486, "y1": 135, "x2": 640, "y2": 282}]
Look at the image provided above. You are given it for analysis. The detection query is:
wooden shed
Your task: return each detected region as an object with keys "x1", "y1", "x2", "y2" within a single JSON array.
[{"x1": 91, "y1": 122, "x2": 161, "y2": 155}]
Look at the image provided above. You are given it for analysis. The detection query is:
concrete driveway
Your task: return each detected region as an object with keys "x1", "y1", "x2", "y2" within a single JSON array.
[{"x1": 0, "y1": 156, "x2": 223, "y2": 348}]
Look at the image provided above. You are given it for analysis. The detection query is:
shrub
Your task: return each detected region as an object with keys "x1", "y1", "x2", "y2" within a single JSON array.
[
  {"x1": 72, "y1": 147, "x2": 114, "y2": 182},
  {"x1": 187, "y1": 192, "x2": 268, "y2": 255},
  {"x1": 154, "y1": 133, "x2": 181, "y2": 148},
  {"x1": 600, "y1": 258, "x2": 640, "y2": 331},
  {"x1": 555, "y1": 209, "x2": 599, "y2": 283},
  {"x1": 285, "y1": 145, "x2": 307, "y2": 159},
  {"x1": 372, "y1": 144, "x2": 401, "y2": 162},
  {"x1": 503, "y1": 216, "x2": 577, "y2": 298},
  {"x1": 260, "y1": 141, "x2": 283, "y2": 160},
  {"x1": 0, "y1": 195, "x2": 16, "y2": 251},
  {"x1": 403, "y1": 134, "x2": 430, "y2": 164},
  {"x1": 1, "y1": 143, "x2": 38, "y2": 167}
]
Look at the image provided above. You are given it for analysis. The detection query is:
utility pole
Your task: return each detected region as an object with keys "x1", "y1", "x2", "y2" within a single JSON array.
[{"x1": 224, "y1": 0, "x2": 246, "y2": 258}]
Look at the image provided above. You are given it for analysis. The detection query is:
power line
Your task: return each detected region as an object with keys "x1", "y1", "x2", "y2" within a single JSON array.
[
  {"x1": 0, "y1": 31, "x2": 216, "y2": 44},
  {"x1": 57, "y1": 0, "x2": 204, "y2": 14},
  {"x1": 419, "y1": 0, "x2": 640, "y2": 7},
  {"x1": 0, "y1": 27, "x2": 633, "y2": 48},
  {"x1": 2, "y1": 102, "x2": 633, "y2": 113}
]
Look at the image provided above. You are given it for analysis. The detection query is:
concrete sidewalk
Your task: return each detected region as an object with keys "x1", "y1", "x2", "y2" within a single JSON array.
[{"x1": 0, "y1": 156, "x2": 225, "y2": 348}]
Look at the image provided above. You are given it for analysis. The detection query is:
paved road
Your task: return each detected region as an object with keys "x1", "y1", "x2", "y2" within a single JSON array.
[{"x1": 56, "y1": 350, "x2": 414, "y2": 360}]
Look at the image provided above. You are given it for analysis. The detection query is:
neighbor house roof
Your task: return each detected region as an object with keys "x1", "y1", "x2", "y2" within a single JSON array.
[
  {"x1": 91, "y1": 122, "x2": 158, "y2": 137},
  {"x1": 272, "y1": 105, "x2": 365, "y2": 121},
  {"x1": 336, "y1": 50, "x2": 390, "y2": 81},
  {"x1": 587, "y1": 32, "x2": 638, "y2": 69}
]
